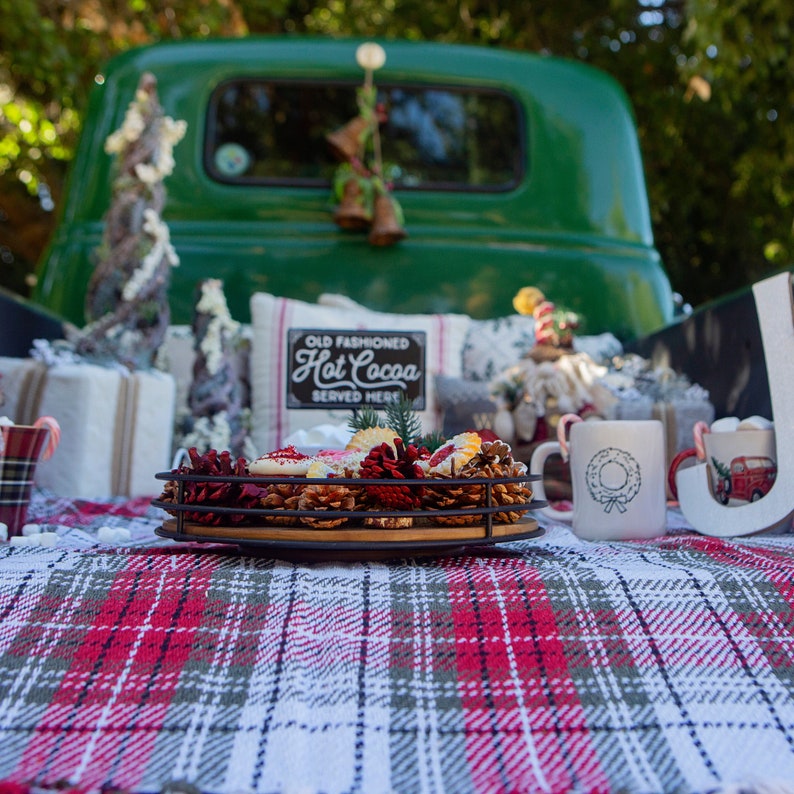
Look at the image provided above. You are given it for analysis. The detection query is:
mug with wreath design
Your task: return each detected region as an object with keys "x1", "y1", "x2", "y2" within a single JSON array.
[{"x1": 529, "y1": 414, "x2": 667, "y2": 541}]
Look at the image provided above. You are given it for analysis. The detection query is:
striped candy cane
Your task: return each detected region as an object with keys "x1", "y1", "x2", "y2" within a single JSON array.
[
  {"x1": 556, "y1": 413, "x2": 583, "y2": 461},
  {"x1": 693, "y1": 421, "x2": 710, "y2": 462},
  {"x1": 33, "y1": 416, "x2": 61, "y2": 460},
  {"x1": 533, "y1": 300, "x2": 559, "y2": 346}
]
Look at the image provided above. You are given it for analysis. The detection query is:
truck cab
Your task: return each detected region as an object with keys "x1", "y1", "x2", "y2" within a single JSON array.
[
  {"x1": 34, "y1": 37, "x2": 675, "y2": 338},
  {"x1": 716, "y1": 455, "x2": 777, "y2": 504}
]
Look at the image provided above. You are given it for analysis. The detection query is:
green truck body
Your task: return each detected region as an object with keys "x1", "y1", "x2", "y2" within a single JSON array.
[{"x1": 34, "y1": 36, "x2": 675, "y2": 339}]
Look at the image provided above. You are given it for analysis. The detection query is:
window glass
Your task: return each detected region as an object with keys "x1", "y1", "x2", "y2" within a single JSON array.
[{"x1": 205, "y1": 80, "x2": 523, "y2": 190}]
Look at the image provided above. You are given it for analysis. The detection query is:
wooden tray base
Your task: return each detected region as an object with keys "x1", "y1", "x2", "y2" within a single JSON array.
[{"x1": 156, "y1": 515, "x2": 543, "y2": 559}]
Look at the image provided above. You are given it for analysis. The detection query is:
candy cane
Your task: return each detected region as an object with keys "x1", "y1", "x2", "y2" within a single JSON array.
[
  {"x1": 693, "y1": 421, "x2": 710, "y2": 462},
  {"x1": 533, "y1": 300, "x2": 559, "y2": 346},
  {"x1": 33, "y1": 415, "x2": 61, "y2": 460},
  {"x1": 556, "y1": 413, "x2": 582, "y2": 461}
]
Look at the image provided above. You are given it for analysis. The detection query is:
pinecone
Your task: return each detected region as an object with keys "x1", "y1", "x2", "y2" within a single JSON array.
[
  {"x1": 489, "y1": 460, "x2": 533, "y2": 523},
  {"x1": 462, "y1": 439, "x2": 514, "y2": 473},
  {"x1": 298, "y1": 482, "x2": 359, "y2": 528},
  {"x1": 462, "y1": 441, "x2": 533, "y2": 523},
  {"x1": 422, "y1": 440, "x2": 502, "y2": 526},
  {"x1": 158, "y1": 447, "x2": 265, "y2": 525},
  {"x1": 261, "y1": 482, "x2": 305, "y2": 526},
  {"x1": 359, "y1": 439, "x2": 426, "y2": 512},
  {"x1": 423, "y1": 441, "x2": 533, "y2": 525},
  {"x1": 159, "y1": 477, "x2": 180, "y2": 514},
  {"x1": 422, "y1": 472, "x2": 482, "y2": 526}
]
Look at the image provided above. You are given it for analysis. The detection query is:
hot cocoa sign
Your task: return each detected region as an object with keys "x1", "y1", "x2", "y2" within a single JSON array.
[{"x1": 287, "y1": 329, "x2": 426, "y2": 410}]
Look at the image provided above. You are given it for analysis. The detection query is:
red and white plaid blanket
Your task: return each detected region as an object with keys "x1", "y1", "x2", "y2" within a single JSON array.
[{"x1": 0, "y1": 489, "x2": 793, "y2": 793}]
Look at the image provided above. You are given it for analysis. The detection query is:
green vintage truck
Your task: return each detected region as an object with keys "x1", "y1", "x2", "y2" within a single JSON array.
[{"x1": 33, "y1": 36, "x2": 675, "y2": 339}]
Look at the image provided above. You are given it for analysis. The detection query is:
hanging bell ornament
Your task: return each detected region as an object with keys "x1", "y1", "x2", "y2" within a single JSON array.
[
  {"x1": 333, "y1": 179, "x2": 371, "y2": 230},
  {"x1": 368, "y1": 194, "x2": 407, "y2": 247},
  {"x1": 326, "y1": 116, "x2": 370, "y2": 162}
]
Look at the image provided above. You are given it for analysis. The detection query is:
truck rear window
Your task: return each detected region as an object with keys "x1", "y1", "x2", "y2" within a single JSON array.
[{"x1": 205, "y1": 80, "x2": 523, "y2": 191}]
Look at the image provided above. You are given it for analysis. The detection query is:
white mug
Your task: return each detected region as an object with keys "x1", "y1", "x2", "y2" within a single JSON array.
[
  {"x1": 668, "y1": 418, "x2": 777, "y2": 506},
  {"x1": 530, "y1": 414, "x2": 667, "y2": 541}
]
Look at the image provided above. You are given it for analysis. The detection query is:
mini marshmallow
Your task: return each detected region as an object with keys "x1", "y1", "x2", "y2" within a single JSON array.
[
  {"x1": 97, "y1": 526, "x2": 119, "y2": 543},
  {"x1": 97, "y1": 526, "x2": 131, "y2": 544},
  {"x1": 38, "y1": 532, "x2": 60, "y2": 548},
  {"x1": 711, "y1": 417, "x2": 741, "y2": 433},
  {"x1": 10, "y1": 535, "x2": 39, "y2": 547},
  {"x1": 22, "y1": 523, "x2": 42, "y2": 537},
  {"x1": 737, "y1": 415, "x2": 774, "y2": 431},
  {"x1": 113, "y1": 528, "x2": 132, "y2": 543},
  {"x1": 0, "y1": 523, "x2": 7, "y2": 542}
]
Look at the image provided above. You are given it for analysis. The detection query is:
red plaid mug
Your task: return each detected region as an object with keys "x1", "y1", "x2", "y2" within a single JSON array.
[{"x1": 0, "y1": 416, "x2": 61, "y2": 538}]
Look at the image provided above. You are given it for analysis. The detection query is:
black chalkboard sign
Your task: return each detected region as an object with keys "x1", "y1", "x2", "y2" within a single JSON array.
[{"x1": 287, "y1": 329, "x2": 427, "y2": 410}]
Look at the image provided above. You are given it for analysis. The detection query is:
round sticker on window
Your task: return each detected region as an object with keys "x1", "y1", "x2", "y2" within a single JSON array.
[{"x1": 214, "y1": 143, "x2": 251, "y2": 177}]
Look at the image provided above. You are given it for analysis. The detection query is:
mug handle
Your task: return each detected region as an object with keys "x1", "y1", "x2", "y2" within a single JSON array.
[
  {"x1": 529, "y1": 440, "x2": 574, "y2": 521},
  {"x1": 667, "y1": 447, "x2": 698, "y2": 501},
  {"x1": 33, "y1": 415, "x2": 61, "y2": 461}
]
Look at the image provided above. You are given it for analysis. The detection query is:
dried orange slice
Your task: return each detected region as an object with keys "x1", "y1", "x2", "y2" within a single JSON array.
[
  {"x1": 306, "y1": 458, "x2": 334, "y2": 478},
  {"x1": 345, "y1": 426, "x2": 399, "y2": 454}
]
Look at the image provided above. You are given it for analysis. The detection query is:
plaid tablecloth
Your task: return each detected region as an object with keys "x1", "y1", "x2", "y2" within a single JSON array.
[{"x1": 1, "y1": 489, "x2": 793, "y2": 794}]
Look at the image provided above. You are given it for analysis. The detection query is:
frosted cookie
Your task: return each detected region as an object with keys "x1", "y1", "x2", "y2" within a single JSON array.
[
  {"x1": 419, "y1": 432, "x2": 482, "y2": 477},
  {"x1": 249, "y1": 445, "x2": 313, "y2": 476},
  {"x1": 307, "y1": 449, "x2": 367, "y2": 478}
]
